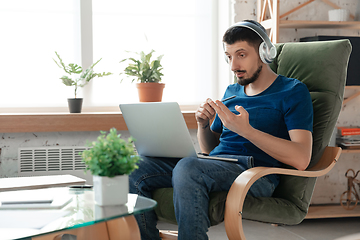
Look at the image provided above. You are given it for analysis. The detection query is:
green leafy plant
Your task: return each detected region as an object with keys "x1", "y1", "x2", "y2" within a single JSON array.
[
  {"x1": 120, "y1": 50, "x2": 164, "y2": 83},
  {"x1": 81, "y1": 128, "x2": 141, "y2": 177},
  {"x1": 53, "y1": 51, "x2": 112, "y2": 98}
]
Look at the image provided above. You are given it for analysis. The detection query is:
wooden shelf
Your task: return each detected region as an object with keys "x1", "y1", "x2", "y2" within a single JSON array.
[
  {"x1": 279, "y1": 20, "x2": 360, "y2": 29},
  {"x1": 0, "y1": 111, "x2": 197, "y2": 133},
  {"x1": 306, "y1": 204, "x2": 360, "y2": 219},
  {"x1": 258, "y1": 0, "x2": 360, "y2": 43}
]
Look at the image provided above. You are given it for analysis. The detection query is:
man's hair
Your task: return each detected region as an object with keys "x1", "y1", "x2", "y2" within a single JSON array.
[{"x1": 222, "y1": 20, "x2": 267, "y2": 52}]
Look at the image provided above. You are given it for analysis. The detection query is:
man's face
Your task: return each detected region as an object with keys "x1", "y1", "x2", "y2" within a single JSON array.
[{"x1": 224, "y1": 41, "x2": 263, "y2": 86}]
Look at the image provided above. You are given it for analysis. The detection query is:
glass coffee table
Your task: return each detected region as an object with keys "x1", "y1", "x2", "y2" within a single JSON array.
[{"x1": 0, "y1": 187, "x2": 157, "y2": 240}]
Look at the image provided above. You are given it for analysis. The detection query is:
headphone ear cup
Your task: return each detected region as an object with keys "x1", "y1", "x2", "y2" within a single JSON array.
[
  {"x1": 259, "y1": 42, "x2": 276, "y2": 64},
  {"x1": 269, "y1": 46, "x2": 277, "y2": 60},
  {"x1": 259, "y1": 42, "x2": 268, "y2": 64}
]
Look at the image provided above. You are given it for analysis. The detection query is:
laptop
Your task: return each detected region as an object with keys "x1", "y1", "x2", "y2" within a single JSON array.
[{"x1": 119, "y1": 102, "x2": 237, "y2": 162}]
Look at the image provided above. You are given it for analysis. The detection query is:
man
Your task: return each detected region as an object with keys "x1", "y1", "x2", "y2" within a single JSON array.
[{"x1": 129, "y1": 20, "x2": 313, "y2": 240}]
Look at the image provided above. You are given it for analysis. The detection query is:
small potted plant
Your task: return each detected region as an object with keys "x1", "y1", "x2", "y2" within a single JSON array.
[
  {"x1": 120, "y1": 49, "x2": 165, "y2": 102},
  {"x1": 81, "y1": 128, "x2": 141, "y2": 206},
  {"x1": 53, "y1": 51, "x2": 112, "y2": 113}
]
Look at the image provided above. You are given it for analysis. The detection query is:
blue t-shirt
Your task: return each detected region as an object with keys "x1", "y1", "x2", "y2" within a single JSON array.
[{"x1": 210, "y1": 75, "x2": 313, "y2": 170}]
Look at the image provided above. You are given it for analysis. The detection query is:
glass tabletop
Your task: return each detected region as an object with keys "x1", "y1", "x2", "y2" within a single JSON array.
[{"x1": 0, "y1": 187, "x2": 157, "y2": 240}]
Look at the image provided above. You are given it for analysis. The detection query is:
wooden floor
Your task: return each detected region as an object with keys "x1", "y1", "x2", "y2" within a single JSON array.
[
  {"x1": 306, "y1": 204, "x2": 360, "y2": 219},
  {"x1": 158, "y1": 217, "x2": 360, "y2": 240}
]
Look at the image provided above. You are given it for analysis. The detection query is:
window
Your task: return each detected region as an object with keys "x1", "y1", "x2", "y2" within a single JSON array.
[
  {"x1": 0, "y1": 0, "x2": 77, "y2": 108},
  {"x1": 91, "y1": 0, "x2": 216, "y2": 106},
  {"x1": 0, "y1": 0, "x2": 227, "y2": 110}
]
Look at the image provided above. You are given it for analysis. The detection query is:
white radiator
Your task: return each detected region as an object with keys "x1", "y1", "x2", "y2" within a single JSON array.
[{"x1": 18, "y1": 146, "x2": 93, "y2": 184}]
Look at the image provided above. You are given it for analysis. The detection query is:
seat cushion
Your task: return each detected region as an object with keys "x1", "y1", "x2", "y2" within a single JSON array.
[
  {"x1": 153, "y1": 188, "x2": 228, "y2": 226},
  {"x1": 242, "y1": 176, "x2": 317, "y2": 225},
  {"x1": 153, "y1": 177, "x2": 316, "y2": 226}
]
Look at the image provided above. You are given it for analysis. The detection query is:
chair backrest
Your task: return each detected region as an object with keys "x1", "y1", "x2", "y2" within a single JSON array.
[
  {"x1": 270, "y1": 40, "x2": 351, "y2": 168},
  {"x1": 242, "y1": 40, "x2": 352, "y2": 225}
]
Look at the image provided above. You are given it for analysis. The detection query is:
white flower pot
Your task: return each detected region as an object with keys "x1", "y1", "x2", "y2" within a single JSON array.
[{"x1": 93, "y1": 175, "x2": 129, "y2": 206}]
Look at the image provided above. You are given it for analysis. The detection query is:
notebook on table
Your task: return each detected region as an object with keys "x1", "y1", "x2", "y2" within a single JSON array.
[{"x1": 119, "y1": 102, "x2": 237, "y2": 162}]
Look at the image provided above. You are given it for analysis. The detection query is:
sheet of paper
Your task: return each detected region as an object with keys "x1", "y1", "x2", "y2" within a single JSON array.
[
  {"x1": 0, "y1": 210, "x2": 69, "y2": 229},
  {"x1": 0, "y1": 228, "x2": 41, "y2": 240},
  {"x1": 0, "y1": 188, "x2": 73, "y2": 209},
  {"x1": 0, "y1": 175, "x2": 86, "y2": 192}
]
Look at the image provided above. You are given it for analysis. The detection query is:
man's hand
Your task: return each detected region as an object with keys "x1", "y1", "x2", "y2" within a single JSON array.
[
  {"x1": 208, "y1": 100, "x2": 252, "y2": 137},
  {"x1": 195, "y1": 98, "x2": 216, "y2": 129},
  {"x1": 196, "y1": 99, "x2": 221, "y2": 154},
  {"x1": 208, "y1": 100, "x2": 312, "y2": 171}
]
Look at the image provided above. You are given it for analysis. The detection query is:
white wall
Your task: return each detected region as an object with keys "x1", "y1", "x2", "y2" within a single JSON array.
[{"x1": 0, "y1": 129, "x2": 199, "y2": 178}]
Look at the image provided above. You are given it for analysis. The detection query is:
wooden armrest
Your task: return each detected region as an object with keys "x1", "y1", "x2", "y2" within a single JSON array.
[{"x1": 224, "y1": 146, "x2": 341, "y2": 240}]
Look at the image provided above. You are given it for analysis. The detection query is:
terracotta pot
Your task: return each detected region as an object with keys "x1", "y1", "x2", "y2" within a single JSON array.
[{"x1": 136, "y1": 82, "x2": 165, "y2": 102}]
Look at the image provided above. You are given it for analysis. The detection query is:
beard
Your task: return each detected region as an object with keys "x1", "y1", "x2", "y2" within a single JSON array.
[{"x1": 235, "y1": 65, "x2": 263, "y2": 86}]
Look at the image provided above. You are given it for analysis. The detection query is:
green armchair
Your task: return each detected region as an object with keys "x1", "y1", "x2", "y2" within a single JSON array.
[{"x1": 153, "y1": 39, "x2": 352, "y2": 239}]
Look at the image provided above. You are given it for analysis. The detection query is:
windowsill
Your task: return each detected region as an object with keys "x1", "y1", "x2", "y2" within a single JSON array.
[{"x1": 0, "y1": 105, "x2": 198, "y2": 133}]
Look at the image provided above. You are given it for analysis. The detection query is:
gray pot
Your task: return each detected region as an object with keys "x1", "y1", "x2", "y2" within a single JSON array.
[{"x1": 67, "y1": 98, "x2": 83, "y2": 113}]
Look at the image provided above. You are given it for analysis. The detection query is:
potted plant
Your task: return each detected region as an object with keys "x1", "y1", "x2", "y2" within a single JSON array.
[
  {"x1": 120, "y1": 49, "x2": 165, "y2": 102},
  {"x1": 81, "y1": 128, "x2": 141, "y2": 206},
  {"x1": 53, "y1": 51, "x2": 112, "y2": 113}
]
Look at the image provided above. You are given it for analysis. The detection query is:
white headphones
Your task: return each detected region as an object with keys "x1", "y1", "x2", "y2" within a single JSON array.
[{"x1": 224, "y1": 21, "x2": 277, "y2": 64}]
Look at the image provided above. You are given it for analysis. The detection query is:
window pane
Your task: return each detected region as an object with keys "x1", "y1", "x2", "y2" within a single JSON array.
[
  {"x1": 0, "y1": 0, "x2": 76, "y2": 108},
  {"x1": 92, "y1": 0, "x2": 214, "y2": 106}
]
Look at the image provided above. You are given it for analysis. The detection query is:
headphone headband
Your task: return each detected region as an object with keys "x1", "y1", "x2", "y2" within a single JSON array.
[{"x1": 224, "y1": 21, "x2": 277, "y2": 64}]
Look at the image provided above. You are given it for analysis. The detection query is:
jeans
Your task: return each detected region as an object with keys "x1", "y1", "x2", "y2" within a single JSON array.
[{"x1": 129, "y1": 155, "x2": 276, "y2": 240}]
